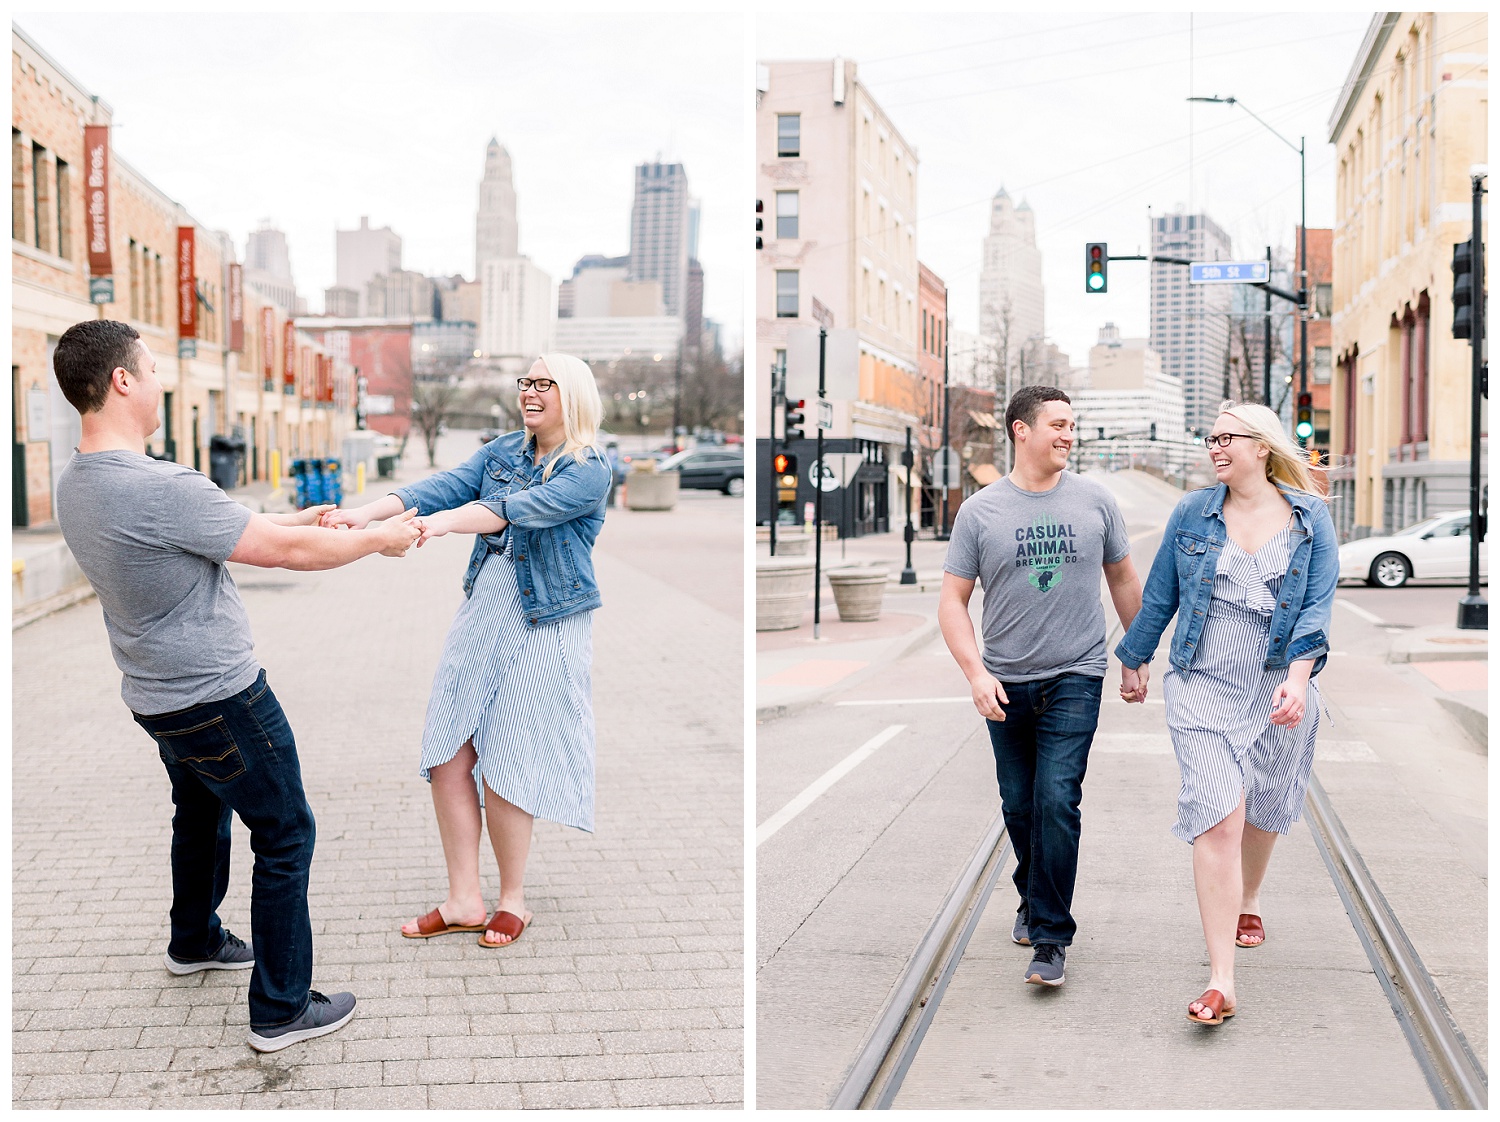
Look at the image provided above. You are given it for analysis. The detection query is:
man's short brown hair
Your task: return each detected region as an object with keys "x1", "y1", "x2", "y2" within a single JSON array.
[
  {"x1": 1004, "y1": 384, "x2": 1071, "y2": 443},
  {"x1": 52, "y1": 319, "x2": 142, "y2": 415}
]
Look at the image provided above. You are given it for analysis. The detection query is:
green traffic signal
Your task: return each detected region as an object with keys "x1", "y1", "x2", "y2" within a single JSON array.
[
  {"x1": 1296, "y1": 419, "x2": 1313, "y2": 439},
  {"x1": 1085, "y1": 242, "x2": 1107, "y2": 294}
]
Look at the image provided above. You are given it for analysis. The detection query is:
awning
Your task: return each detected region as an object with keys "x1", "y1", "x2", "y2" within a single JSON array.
[
  {"x1": 968, "y1": 462, "x2": 1001, "y2": 486},
  {"x1": 968, "y1": 410, "x2": 998, "y2": 429}
]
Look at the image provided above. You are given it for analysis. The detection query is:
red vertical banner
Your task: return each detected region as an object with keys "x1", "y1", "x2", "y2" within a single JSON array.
[
  {"x1": 260, "y1": 307, "x2": 275, "y2": 391},
  {"x1": 229, "y1": 264, "x2": 245, "y2": 352},
  {"x1": 323, "y1": 355, "x2": 335, "y2": 404},
  {"x1": 83, "y1": 125, "x2": 112, "y2": 276},
  {"x1": 283, "y1": 321, "x2": 296, "y2": 395},
  {"x1": 177, "y1": 227, "x2": 196, "y2": 339}
]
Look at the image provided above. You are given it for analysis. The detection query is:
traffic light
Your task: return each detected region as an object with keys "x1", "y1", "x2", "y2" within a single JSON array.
[
  {"x1": 1295, "y1": 392, "x2": 1313, "y2": 441},
  {"x1": 1149, "y1": 422, "x2": 1157, "y2": 441},
  {"x1": 1452, "y1": 239, "x2": 1474, "y2": 339},
  {"x1": 1085, "y1": 242, "x2": 1107, "y2": 293},
  {"x1": 784, "y1": 398, "x2": 806, "y2": 442},
  {"x1": 756, "y1": 199, "x2": 764, "y2": 251},
  {"x1": 772, "y1": 451, "x2": 798, "y2": 487}
]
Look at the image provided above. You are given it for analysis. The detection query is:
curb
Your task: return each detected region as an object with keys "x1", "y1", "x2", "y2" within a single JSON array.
[
  {"x1": 12, "y1": 582, "x2": 97, "y2": 631},
  {"x1": 755, "y1": 615, "x2": 942, "y2": 723},
  {"x1": 1433, "y1": 696, "x2": 1488, "y2": 753}
]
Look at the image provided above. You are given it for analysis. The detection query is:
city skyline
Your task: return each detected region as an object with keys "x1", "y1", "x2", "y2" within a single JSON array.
[
  {"x1": 14, "y1": 12, "x2": 742, "y2": 349},
  {"x1": 757, "y1": 12, "x2": 1372, "y2": 366}
]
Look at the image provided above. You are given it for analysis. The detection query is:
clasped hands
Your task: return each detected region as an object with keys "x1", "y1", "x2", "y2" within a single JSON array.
[
  {"x1": 317, "y1": 504, "x2": 463, "y2": 554},
  {"x1": 1119, "y1": 662, "x2": 1150, "y2": 704}
]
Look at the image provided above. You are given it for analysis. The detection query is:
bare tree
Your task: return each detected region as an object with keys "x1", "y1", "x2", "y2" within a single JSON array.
[
  {"x1": 675, "y1": 349, "x2": 745, "y2": 435},
  {"x1": 409, "y1": 377, "x2": 466, "y2": 467}
]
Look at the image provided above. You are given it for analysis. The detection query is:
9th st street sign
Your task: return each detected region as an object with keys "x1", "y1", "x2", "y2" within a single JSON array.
[{"x1": 1190, "y1": 260, "x2": 1270, "y2": 284}]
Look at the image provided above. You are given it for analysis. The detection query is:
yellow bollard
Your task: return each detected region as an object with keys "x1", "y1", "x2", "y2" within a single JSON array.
[
  {"x1": 356, "y1": 461, "x2": 366, "y2": 495},
  {"x1": 269, "y1": 449, "x2": 282, "y2": 498}
]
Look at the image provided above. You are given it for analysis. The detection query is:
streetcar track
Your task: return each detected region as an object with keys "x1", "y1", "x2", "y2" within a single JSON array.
[{"x1": 830, "y1": 772, "x2": 1488, "y2": 1110}]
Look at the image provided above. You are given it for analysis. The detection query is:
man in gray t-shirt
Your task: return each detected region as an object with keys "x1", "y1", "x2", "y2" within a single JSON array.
[
  {"x1": 51, "y1": 320, "x2": 419, "y2": 1053},
  {"x1": 939, "y1": 386, "x2": 1144, "y2": 989}
]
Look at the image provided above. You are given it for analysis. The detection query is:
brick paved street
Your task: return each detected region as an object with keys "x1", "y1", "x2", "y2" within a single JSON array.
[{"x1": 11, "y1": 458, "x2": 744, "y2": 1109}]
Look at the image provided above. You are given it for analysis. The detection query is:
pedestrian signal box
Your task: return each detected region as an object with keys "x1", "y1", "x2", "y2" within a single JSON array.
[
  {"x1": 1295, "y1": 392, "x2": 1313, "y2": 441},
  {"x1": 773, "y1": 452, "x2": 797, "y2": 478},
  {"x1": 1085, "y1": 243, "x2": 1107, "y2": 293}
]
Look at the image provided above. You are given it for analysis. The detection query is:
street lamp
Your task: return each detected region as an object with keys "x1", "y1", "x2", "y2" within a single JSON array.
[{"x1": 1188, "y1": 95, "x2": 1308, "y2": 440}]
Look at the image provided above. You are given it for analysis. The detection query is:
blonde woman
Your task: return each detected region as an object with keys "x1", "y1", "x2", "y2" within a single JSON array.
[
  {"x1": 325, "y1": 354, "x2": 611, "y2": 947},
  {"x1": 1114, "y1": 402, "x2": 1337, "y2": 1026}
]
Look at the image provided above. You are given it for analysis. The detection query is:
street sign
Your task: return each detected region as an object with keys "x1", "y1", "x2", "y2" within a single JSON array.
[
  {"x1": 1190, "y1": 261, "x2": 1269, "y2": 284},
  {"x1": 806, "y1": 458, "x2": 840, "y2": 492},
  {"x1": 786, "y1": 327, "x2": 859, "y2": 403},
  {"x1": 817, "y1": 399, "x2": 833, "y2": 431},
  {"x1": 89, "y1": 277, "x2": 114, "y2": 305},
  {"x1": 178, "y1": 339, "x2": 197, "y2": 360},
  {"x1": 933, "y1": 447, "x2": 961, "y2": 489},
  {"x1": 810, "y1": 296, "x2": 834, "y2": 329}
]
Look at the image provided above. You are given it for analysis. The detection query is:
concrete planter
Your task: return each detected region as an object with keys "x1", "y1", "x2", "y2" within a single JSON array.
[
  {"x1": 768, "y1": 532, "x2": 810, "y2": 556},
  {"x1": 827, "y1": 565, "x2": 889, "y2": 623},
  {"x1": 624, "y1": 469, "x2": 679, "y2": 511},
  {"x1": 756, "y1": 557, "x2": 814, "y2": 631}
]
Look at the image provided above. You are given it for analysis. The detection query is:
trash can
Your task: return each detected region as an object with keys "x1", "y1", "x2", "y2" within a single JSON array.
[
  {"x1": 321, "y1": 458, "x2": 343, "y2": 507},
  {"x1": 376, "y1": 454, "x2": 398, "y2": 479},
  {"x1": 208, "y1": 434, "x2": 246, "y2": 492}
]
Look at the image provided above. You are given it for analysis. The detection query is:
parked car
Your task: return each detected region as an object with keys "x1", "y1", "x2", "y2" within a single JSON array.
[
  {"x1": 1337, "y1": 509, "x2": 1488, "y2": 588},
  {"x1": 658, "y1": 447, "x2": 745, "y2": 496}
]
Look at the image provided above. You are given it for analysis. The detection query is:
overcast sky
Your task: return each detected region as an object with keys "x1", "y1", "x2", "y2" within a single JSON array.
[
  {"x1": 758, "y1": 11, "x2": 1390, "y2": 365},
  {"x1": 16, "y1": 12, "x2": 742, "y2": 348}
]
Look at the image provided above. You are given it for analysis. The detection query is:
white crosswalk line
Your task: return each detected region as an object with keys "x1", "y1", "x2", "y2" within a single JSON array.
[{"x1": 756, "y1": 725, "x2": 906, "y2": 847}]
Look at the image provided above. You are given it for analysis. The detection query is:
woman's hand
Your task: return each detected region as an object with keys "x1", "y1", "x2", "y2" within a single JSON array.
[
  {"x1": 415, "y1": 511, "x2": 454, "y2": 548},
  {"x1": 1269, "y1": 677, "x2": 1308, "y2": 727},
  {"x1": 320, "y1": 507, "x2": 370, "y2": 531},
  {"x1": 1120, "y1": 663, "x2": 1150, "y2": 703}
]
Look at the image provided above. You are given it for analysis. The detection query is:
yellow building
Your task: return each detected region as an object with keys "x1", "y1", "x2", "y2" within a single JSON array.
[
  {"x1": 1328, "y1": 12, "x2": 1488, "y2": 539},
  {"x1": 12, "y1": 26, "x2": 352, "y2": 529}
]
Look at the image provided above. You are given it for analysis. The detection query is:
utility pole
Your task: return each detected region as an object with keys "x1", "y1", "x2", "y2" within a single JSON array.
[
  {"x1": 813, "y1": 328, "x2": 827, "y2": 639},
  {"x1": 1264, "y1": 245, "x2": 1273, "y2": 407},
  {"x1": 1458, "y1": 170, "x2": 1488, "y2": 630},
  {"x1": 938, "y1": 289, "x2": 952, "y2": 540},
  {"x1": 900, "y1": 426, "x2": 916, "y2": 584}
]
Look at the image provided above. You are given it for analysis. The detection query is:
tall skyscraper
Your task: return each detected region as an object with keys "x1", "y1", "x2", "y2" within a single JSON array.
[
  {"x1": 475, "y1": 138, "x2": 519, "y2": 275},
  {"x1": 1150, "y1": 211, "x2": 1232, "y2": 432},
  {"x1": 628, "y1": 160, "x2": 690, "y2": 319},
  {"x1": 244, "y1": 223, "x2": 298, "y2": 312},
  {"x1": 978, "y1": 188, "x2": 1044, "y2": 360},
  {"x1": 336, "y1": 216, "x2": 401, "y2": 316}
]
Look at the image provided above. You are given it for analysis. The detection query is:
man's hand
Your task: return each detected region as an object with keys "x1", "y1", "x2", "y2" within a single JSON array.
[
  {"x1": 374, "y1": 508, "x2": 422, "y2": 557},
  {"x1": 288, "y1": 504, "x2": 336, "y2": 527},
  {"x1": 1120, "y1": 662, "x2": 1150, "y2": 703},
  {"x1": 970, "y1": 672, "x2": 1009, "y2": 722}
]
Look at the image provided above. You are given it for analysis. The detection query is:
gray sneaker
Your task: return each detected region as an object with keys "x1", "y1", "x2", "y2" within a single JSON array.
[
  {"x1": 164, "y1": 930, "x2": 254, "y2": 975},
  {"x1": 1024, "y1": 943, "x2": 1065, "y2": 987},
  {"x1": 1012, "y1": 904, "x2": 1030, "y2": 947},
  {"x1": 247, "y1": 991, "x2": 357, "y2": 1053}
]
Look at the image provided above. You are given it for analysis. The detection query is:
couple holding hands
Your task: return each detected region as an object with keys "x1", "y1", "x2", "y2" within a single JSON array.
[
  {"x1": 940, "y1": 385, "x2": 1335, "y2": 1028},
  {"x1": 53, "y1": 319, "x2": 610, "y2": 1052}
]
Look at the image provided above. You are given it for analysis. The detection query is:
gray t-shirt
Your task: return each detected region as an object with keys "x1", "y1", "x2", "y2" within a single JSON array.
[
  {"x1": 944, "y1": 471, "x2": 1129, "y2": 682},
  {"x1": 55, "y1": 450, "x2": 259, "y2": 715}
]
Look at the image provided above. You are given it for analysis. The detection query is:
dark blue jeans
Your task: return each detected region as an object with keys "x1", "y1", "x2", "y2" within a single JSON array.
[
  {"x1": 132, "y1": 669, "x2": 316, "y2": 1030},
  {"x1": 985, "y1": 673, "x2": 1103, "y2": 948}
]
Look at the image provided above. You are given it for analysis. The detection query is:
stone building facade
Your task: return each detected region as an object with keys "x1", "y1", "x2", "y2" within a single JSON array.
[
  {"x1": 1328, "y1": 11, "x2": 1488, "y2": 540},
  {"x1": 12, "y1": 26, "x2": 352, "y2": 528}
]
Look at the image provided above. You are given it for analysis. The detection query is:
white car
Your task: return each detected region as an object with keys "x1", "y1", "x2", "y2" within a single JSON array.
[{"x1": 1337, "y1": 509, "x2": 1488, "y2": 588}]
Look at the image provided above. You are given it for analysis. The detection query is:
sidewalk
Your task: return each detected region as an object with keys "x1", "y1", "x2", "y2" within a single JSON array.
[{"x1": 12, "y1": 472, "x2": 743, "y2": 1106}]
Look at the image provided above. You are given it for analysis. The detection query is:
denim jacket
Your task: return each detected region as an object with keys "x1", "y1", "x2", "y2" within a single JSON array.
[
  {"x1": 1115, "y1": 482, "x2": 1338, "y2": 676},
  {"x1": 393, "y1": 431, "x2": 610, "y2": 626}
]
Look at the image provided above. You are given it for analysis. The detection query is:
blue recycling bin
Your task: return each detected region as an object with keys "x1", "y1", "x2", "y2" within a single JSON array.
[{"x1": 321, "y1": 458, "x2": 343, "y2": 507}]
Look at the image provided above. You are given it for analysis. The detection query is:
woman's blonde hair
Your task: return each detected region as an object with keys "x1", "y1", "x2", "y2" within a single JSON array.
[
  {"x1": 533, "y1": 353, "x2": 603, "y2": 481},
  {"x1": 1217, "y1": 400, "x2": 1323, "y2": 495}
]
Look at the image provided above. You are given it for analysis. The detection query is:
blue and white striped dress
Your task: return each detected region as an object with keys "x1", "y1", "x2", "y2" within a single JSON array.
[
  {"x1": 419, "y1": 532, "x2": 595, "y2": 833},
  {"x1": 1162, "y1": 522, "x2": 1320, "y2": 843}
]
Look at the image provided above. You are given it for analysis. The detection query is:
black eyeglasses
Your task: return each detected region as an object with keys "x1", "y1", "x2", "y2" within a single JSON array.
[
  {"x1": 517, "y1": 377, "x2": 556, "y2": 392},
  {"x1": 1203, "y1": 432, "x2": 1256, "y2": 449}
]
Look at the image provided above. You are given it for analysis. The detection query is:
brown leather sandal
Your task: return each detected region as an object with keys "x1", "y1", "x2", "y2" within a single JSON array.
[
  {"x1": 401, "y1": 907, "x2": 488, "y2": 939},
  {"x1": 1186, "y1": 989, "x2": 1236, "y2": 1025},
  {"x1": 478, "y1": 909, "x2": 531, "y2": 948},
  {"x1": 1236, "y1": 913, "x2": 1266, "y2": 948}
]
